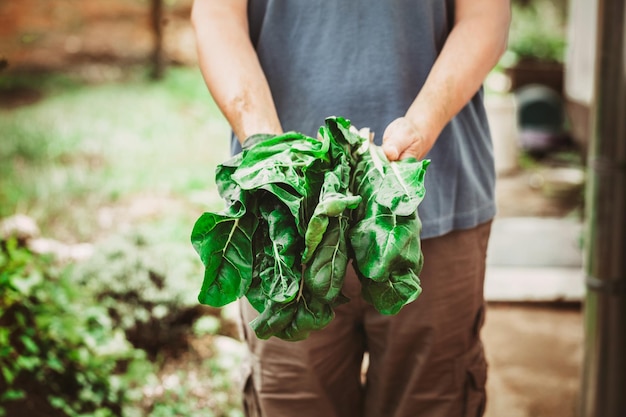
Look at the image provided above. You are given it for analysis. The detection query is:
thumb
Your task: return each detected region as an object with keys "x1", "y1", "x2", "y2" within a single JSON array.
[
  {"x1": 382, "y1": 142, "x2": 400, "y2": 161},
  {"x1": 382, "y1": 118, "x2": 416, "y2": 161}
]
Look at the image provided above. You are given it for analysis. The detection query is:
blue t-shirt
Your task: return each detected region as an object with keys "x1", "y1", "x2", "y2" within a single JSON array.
[{"x1": 233, "y1": 0, "x2": 496, "y2": 239}]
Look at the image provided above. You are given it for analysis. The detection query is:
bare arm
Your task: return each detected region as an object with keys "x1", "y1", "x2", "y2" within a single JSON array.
[
  {"x1": 382, "y1": 0, "x2": 511, "y2": 161},
  {"x1": 191, "y1": 0, "x2": 282, "y2": 141}
]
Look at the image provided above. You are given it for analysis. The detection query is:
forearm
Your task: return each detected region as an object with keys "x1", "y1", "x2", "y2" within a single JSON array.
[
  {"x1": 383, "y1": 0, "x2": 510, "y2": 160},
  {"x1": 191, "y1": 0, "x2": 282, "y2": 141},
  {"x1": 407, "y1": 0, "x2": 510, "y2": 145}
]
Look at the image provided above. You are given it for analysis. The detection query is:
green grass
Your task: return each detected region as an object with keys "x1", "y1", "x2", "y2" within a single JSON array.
[{"x1": 0, "y1": 66, "x2": 231, "y2": 241}]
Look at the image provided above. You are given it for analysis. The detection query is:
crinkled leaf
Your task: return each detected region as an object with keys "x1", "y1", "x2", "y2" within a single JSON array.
[
  {"x1": 303, "y1": 217, "x2": 351, "y2": 303},
  {"x1": 258, "y1": 203, "x2": 301, "y2": 304},
  {"x1": 324, "y1": 116, "x2": 366, "y2": 152},
  {"x1": 360, "y1": 269, "x2": 422, "y2": 315},
  {"x1": 302, "y1": 156, "x2": 360, "y2": 263},
  {"x1": 350, "y1": 207, "x2": 423, "y2": 281},
  {"x1": 234, "y1": 132, "x2": 329, "y2": 197},
  {"x1": 256, "y1": 183, "x2": 306, "y2": 236},
  {"x1": 215, "y1": 153, "x2": 244, "y2": 203},
  {"x1": 250, "y1": 299, "x2": 298, "y2": 340},
  {"x1": 347, "y1": 133, "x2": 427, "y2": 314},
  {"x1": 243, "y1": 131, "x2": 329, "y2": 160},
  {"x1": 247, "y1": 218, "x2": 272, "y2": 313},
  {"x1": 302, "y1": 196, "x2": 360, "y2": 264},
  {"x1": 350, "y1": 143, "x2": 385, "y2": 220},
  {"x1": 302, "y1": 192, "x2": 360, "y2": 263},
  {"x1": 274, "y1": 296, "x2": 335, "y2": 341},
  {"x1": 377, "y1": 156, "x2": 430, "y2": 216},
  {"x1": 349, "y1": 139, "x2": 426, "y2": 277}
]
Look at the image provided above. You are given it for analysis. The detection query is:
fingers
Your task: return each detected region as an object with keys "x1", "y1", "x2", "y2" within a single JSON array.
[{"x1": 382, "y1": 117, "x2": 425, "y2": 161}]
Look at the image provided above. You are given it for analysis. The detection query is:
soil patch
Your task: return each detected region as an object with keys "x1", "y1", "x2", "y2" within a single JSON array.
[{"x1": 484, "y1": 303, "x2": 583, "y2": 417}]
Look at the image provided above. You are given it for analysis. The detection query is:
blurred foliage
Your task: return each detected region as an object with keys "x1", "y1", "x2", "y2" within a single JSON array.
[
  {"x1": 142, "y1": 354, "x2": 245, "y2": 417},
  {"x1": 0, "y1": 65, "x2": 245, "y2": 416},
  {"x1": 68, "y1": 225, "x2": 210, "y2": 359},
  {"x1": 506, "y1": 0, "x2": 568, "y2": 64},
  {"x1": 72, "y1": 226, "x2": 247, "y2": 416},
  {"x1": 0, "y1": 71, "x2": 83, "y2": 95},
  {"x1": 0, "y1": 237, "x2": 141, "y2": 417},
  {"x1": 0, "y1": 223, "x2": 245, "y2": 416}
]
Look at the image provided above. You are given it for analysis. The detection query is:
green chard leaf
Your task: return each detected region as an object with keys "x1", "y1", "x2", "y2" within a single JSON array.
[
  {"x1": 273, "y1": 295, "x2": 335, "y2": 341},
  {"x1": 215, "y1": 153, "x2": 244, "y2": 203},
  {"x1": 257, "y1": 201, "x2": 301, "y2": 304},
  {"x1": 376, "y1": 154, "x2": 430, "y2": 216},
  {"x1": 250, "y1": 299, "x2": 298, "y2": 339},
  {"x1": 191, "y1": 204, "x2": 258, "y2": 307},
  {"x1": 303, "y1": 216, "x2": 351, "y2": 303},
  {"x1": 302, "y1": 159, "x2": 361, "y2": 263},
  {"x1": 360, "y1": 268, "x2": 423, "y2": 315},
  {"x1": 348, "y1": 139, "x2": 429, "y2": 314},
  {"x1": 324, "y1": 117, "x2": 366, "y2": 154},
  {"x1": 349, "y1": 207, "x2": 423, "y2": 282},
  {"x1": 233, "y1": 132, "x2": 329, "y2": 198},
  {"x1": 247, "y1": 219, "x2": 273, "y2": 313},
  {"x1": 256, "y1": 183, "x2": 307, "y2": 237},
  {"x1": 301, "y1": 157, "x2": 360, "y2": 304}
]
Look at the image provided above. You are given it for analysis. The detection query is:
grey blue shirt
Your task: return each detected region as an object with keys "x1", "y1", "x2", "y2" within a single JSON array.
[{"x1": 232, "y1": 0, "x2": 496, "y2": 239}]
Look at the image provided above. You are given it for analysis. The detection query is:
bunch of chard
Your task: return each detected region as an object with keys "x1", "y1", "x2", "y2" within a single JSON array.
[{"x1": 191, "y1": 117, "x2": 429, "y2": 340}]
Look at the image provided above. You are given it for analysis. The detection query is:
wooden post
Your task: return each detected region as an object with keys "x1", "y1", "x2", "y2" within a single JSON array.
[
  {"x1": 580, "y1": 0, "x2": 626, "y2": 415},
  {"x1": 150, "y1": 0, "x2": 165, "y2": 79}
]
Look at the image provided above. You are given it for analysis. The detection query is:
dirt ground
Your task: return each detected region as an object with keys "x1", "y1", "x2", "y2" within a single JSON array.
[
  {"x1": 0, "y1": 2, "x2": 587, "y2": 416},
  {"x1": 487, "y1": 171, "x2": 584, "y2": 417},
  {"x1": 484, "y1": 303, "x2": 583, "y2": 417}
]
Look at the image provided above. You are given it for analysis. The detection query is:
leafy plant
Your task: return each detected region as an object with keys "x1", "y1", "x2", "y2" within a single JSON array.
[
  {"x1": 140, "y1": 344, "x2": 246, "y2": 417},
  {"x1": 0, "y1": 237, "x2": 139, "y2": 417},
  {"x1": 191, "y1": 117, "x2": 429, "y2": 341},
  {"x1": 507, "y1": 0, "x2": 567, "y2": 64},
  {"x1": 69, "y1": 227, "x2": 214, "y2": 359}
]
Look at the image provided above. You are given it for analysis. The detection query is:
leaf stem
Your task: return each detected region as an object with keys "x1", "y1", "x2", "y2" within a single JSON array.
[
  {"x1": 390, "y1": 162, "x2": 410, "y2": 196},
  {"x1": 369, "y1": 146, "x2": 385, "y2": 176},
  {"x1": 222, "y1": 218, "x2": 240, "y2": 257},
  {"x1": 298, "y1": 264, "x2": 306, "y2": 301}
]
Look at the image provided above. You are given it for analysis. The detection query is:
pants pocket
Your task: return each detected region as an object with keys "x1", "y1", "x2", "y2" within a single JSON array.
[
  {"x1": 464, "y1": 362, "x2": 487, "y2": 417},
  {"x1": 457, "y1": 343, "x2": 488, "y2": 417},
  {"x1": 242, "y1": 367, "x2": 262, "y2": 417},
  {"x1": 239, "y1": 300, "x2": 262, "y2": 417}
]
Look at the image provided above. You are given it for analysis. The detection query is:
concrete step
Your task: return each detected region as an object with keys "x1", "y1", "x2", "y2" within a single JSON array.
[
  {"x1": 485, "y1": 217, "x2": 585, "y2": 302},
  {"x1": 485, "y1": 266, "x2": 584, "y2": 302}
]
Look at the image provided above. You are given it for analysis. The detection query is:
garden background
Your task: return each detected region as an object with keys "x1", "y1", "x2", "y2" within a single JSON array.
[{"x1": 0, "y1": 0, "x2": 587, "y2": 416}]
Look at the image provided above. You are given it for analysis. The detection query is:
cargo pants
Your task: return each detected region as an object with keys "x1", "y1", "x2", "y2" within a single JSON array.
[{"x1": 239, "y1": 221, "x2": 492, "y2": 417}]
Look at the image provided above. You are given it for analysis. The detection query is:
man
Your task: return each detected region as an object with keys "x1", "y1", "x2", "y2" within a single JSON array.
[{"x1": 191, "y1": 1, "x2": 511, "y2": 416}]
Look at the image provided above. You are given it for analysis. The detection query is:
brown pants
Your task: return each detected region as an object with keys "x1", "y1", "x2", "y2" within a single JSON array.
[{"x1": 239, "y1": 221, "x2": 492, "y2": 417}]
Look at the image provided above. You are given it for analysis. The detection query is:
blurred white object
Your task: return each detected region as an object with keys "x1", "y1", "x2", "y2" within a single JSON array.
[
  {"x1": 485, "y1": 93, "x2": 519, "y2": 175},
  {"x1": 0, "y1": 214, "x2": 40, "y2": 241},
  {"x1": 565, "y1": 0, "x2": 598, "y2": 106}
]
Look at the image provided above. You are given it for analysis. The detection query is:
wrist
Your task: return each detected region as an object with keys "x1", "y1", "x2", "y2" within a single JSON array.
[
  {"x1": 402, "y1": 112, "x2": 438, "y2": 153},
  {"x1": 233, "y1": 112, "x2": 283, "y2": 142}
]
